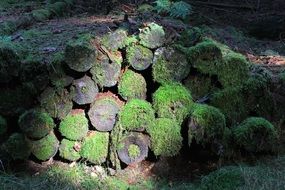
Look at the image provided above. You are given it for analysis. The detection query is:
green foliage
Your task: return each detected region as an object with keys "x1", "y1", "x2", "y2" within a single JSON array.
[
  {"x1": 18, "y1": 109, "x2": 55, "y2": 139},
  {"x1": 0, "y1": 115, "x2": 7, "y2": 136},
  {"x1": 118, "y1": 70, "x2": 147, "y2": 101},
  {"x1": 233, "y1": 117, "x2": 278, "y2": 153},
  {"x1": 153, "y1": 82, "x2": 194, "y2": 124},
  {"x1": 59, "y1": 139, "x2": 81, "y2": 161},
  {"x1": 154, "y1": 0, "x2": 171, "y2": 13},
  {"x1": 3, "y1": 133, "x2": 31, "y2": 160},
  {"x1": 59, "y1": 110, "x2": 89, "y2": 141},
  {"x1": 139, "y1": 23, "x2": 165, "y2": 49},
  {"x1": 31, "y1": 132, "x2": 59, "y2": 161},
  {"x1": 128, "y1": 144, "x2": 140, "y2": 159},
  {"x1": 189, "y1": 104, "x2": 226, "y2": 146},
  {"x1": 119, "y1": 99, "x2": 155, "y2": 131},
  {"x1": 169, "y1": 1, "x2": 192, "y2": 19},
  {"x1": 137, "y1": 4, "x2": 154, "y2": 13},
  {"x1": 147, "y1": 118, "x2": 182, "y2": 156},
  {"x1": 80, "y1": 132, "x2": 109, "y2": 164}
]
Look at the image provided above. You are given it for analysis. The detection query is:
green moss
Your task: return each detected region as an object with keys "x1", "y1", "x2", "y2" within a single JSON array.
[
  {"x1": 4, "y1": 133, "x2": 31, "y2": 160},
  {"x1": 32, "y1": 9, "x2": 52, "y2": 22},
  {"x1": 118, "y1": 70, "x2": 147, "y2": 101},
  {"x1": 200, "y1": 166, "x2": 244, "y2": 190},
  {"x1": 0, "y1": 115, "x2": 7, "y2": 136},
  {"x1": 152, "y1": 47, "x2": 190, "y2": 84},
  {"x1": 101, "y1": 28, "x2": 128, "y2": 51},
  {"x1": 59, "y1": 110, "x2": 89, "y2": 141},
  {"x1": 147, "y1": 118, "x2": 182, "y2": 156},
  {"x1": 59, "y1": 139, "x2": 81, "y2": 161},
  {"x1": 139, "y1": 23, "x2": 165, "y2": 49},
  {"x1": 153, "y1": 82, "x2": 194, "y2": 124},
  {"x1": 138, "y1": 4, "x2": 154, "y2": 13},
  {"x1": 80, "y1": 131, "x2": 109, "y2": 164},
  {"x1": 124, "y1": 35, "x2": 139, "y2": 47},
  {"x1": 189, "y1": 104, "x2": 226, "y2": 146},
  {"x1": 18, "y1": 109, "x2": 55, "y2": 139},
  {"x1": 233, "y1": 117, "x2": 278, "y2": 152},
  {"x1": 31, "y1": 132, "x2": 59, "y2": 161},
  {"x1": 128, "y1": 144, "x2": 140, "y2": 159},
  {"x1": 218, "y1": 52, "x2": 250, "y2": 88},
  {"x1": 126, "y1": 44, "x2": 153, "y2": 71},
  {"x1": 179, "y1": 27, "x2": 203, "y2": 47},
  {"x1": 119, "y1": 99, "x2": 155, "y2": 131}
]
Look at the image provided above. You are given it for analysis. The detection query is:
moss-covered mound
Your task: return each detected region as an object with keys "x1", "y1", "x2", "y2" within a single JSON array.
[
  {"x1": 188, "y1": 104, "x2": 226, "y2": 146},
  {"x1": 101, "y1": 28, "x2": 128, "y2": 51},
  {"x1": 153, "y1": 82, "x2": 194, "y2": 124},
  {"x1": 39, "y1": 87, "x2": 73, "y2": 119},
  {"x1": 0, "y1": 115, "x2": 7, "y2": 136},
  {"x1": 233, "y1": 117, "x2": 278, "y2": 152},
  {"x1": 139, "y1": 23, "x2": 165, "y2": 49},
  {"x1": 3, "y1": 133, "x2": 31, "y2": 160},
  {"x1": 119, "y1": 99, "x2": 155, "y2": 131},
  {"x1": 31, "y1": 132, "x2": 59, "y2": 161},
  {"x1": 126, "y1": 44, "x2": 153, "y2": 71},
  {"x1": 152, "y1": 46, "x2": 190, "y2": 84},
  {"x1": 59, "y1": 139, "x2": 81, "y2": 161},
  {"x1": 18, "y1": 109, "x2": 55, "y2": 139},
  {"x1": 59, "y1": 109, "x2": 89, "y2": 141},
  {"x1": 80, "y1": 131, "x2": 109, "y2": 164},
  {"x1": 71, "y1": 75, "x2": 99, "y2": 105},
  {"x1": 147, "y1": 118, "x2": 182, "y2": 157},
  {"x1": 118, "y1": 70, "x2": 147, "y2": 100},
  {"x1": 64, "y1": 34, "x2": 97, "y2": 72},
  {"x1": 88, "y1": 92, "x2": 123, "y2": 132}
]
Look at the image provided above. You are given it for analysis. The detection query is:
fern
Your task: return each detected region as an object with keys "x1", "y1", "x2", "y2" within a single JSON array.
[
  {"x1": 169, "y1": 1, "x2": 192, "y2": 19},
  {"x1": 154, "y1": 0, "x2": 171, "y2": 13}
]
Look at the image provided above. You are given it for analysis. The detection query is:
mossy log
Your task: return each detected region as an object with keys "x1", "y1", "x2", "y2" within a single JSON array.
[
  {"x1": 90, "y1": 51, "x2": 122, "y2": 87},
  {"x1": 39, "y1": 87, "x2": 73, "y2": 119},
  {"x1": 101, "y1": 28, "x2": 128, "y2": 51},
  {"x1": 139, "y1": 23, "x2": 165, "y2": 49},
  {"x1": 117, "y1": 132, "x2": 149, "y2": 165},
  {"x1": 59, "y1": 139, "x2": 81, "y2": 161},
  {"x1": 71, "y1": 76, "x2": 98, "y2": 105},
  {"x1": 126, "y1": 45, "x2": 153, "y2": 71},
  {"x1": 88, "y1": 92, "x2": 124, "y2": 132},
  {"x1": 152, "y1": 46, "x2": 189, "y2": 84}
]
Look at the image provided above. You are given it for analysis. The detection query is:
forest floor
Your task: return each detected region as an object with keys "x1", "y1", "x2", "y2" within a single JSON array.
[{"x1": 1, "y1": 0, "x2": 285, "y2": 189}]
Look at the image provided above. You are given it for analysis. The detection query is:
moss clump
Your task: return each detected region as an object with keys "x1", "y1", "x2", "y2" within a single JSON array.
[
  {"x1": 118, "y1": 70, "x2": 147, "y2": 101},
  {"x1": 179, "y1": 27, "x2": 203, "y2": 47},
  {"x1": 119, "y1": 99, "x2": 155, "y2": 131},
  {"x1": 139, "y1": 23, "x2": 165, "y2": 49},
  {"x1": 3, "y1": 133, "x2": 31, "y2": 160},
  {"x1": 153, "y1": 82, "x2": 194, "y2": 124},
  {"x1": 128, "y1": 144, "x2": 140, "y2": 159},
  {"x1": 188, "y1": 104, "x2": 226, "y2": 146},
  {"x1": 101, "y1": 28, "x2": 128, "y2": 51},
  {"x1": 18, "y1": 109, "x2": 55, "y2": 139},
  {"x1": 80, "y1": 131, "x2": 109, "y2": 164},
  {"x1": 64, "y1": 34, "x2": 97, "y2": 72},
  {"x1": 126, "y1": 44, "x2": 153, "y2": 71},
  {"x1": 59, "y1": 109, "x2": 89, "y2": 141},
  {"x1": 59, "y1": 139, "x2": 81, "y2": 161},
  {"x1": 31, "y1": 132, "x2": 59, "y2": 161},
  {"x1": 0, "y1": 115, "x2": 7, "y2": 136},
  {"x1": 218, "y1": 52, "x2": 250, "y2": 88},
  {"x1": 152, "y1": 47, "x2": 190, "y2": 84},
  {"x1": 233, "y1": 117, "x2": 278, "y2": 153},
  {"x1": 147, "y1": 118, "x2": 182, "y2": 157}
]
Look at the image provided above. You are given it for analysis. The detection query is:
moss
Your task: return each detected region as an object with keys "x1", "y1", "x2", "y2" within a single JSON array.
[
  {"x1": 31, "y1": 132, "x2": 59, "y2": 161},
  {"x1": 137, "y1": 4, "x2": 154, "y2": 13},
  {"x1": 126, "y1": 44, "x2": 153, "y2": 71},
  {"x1": 0, "y1": 115, "x2": 7, "y2": 136},
  {"x1": 32, "y1": 9, "x2": 52, "y2": 22},
  {"x1": 18, "y1": 109, "x2": 55, "y2": 139},
  {"x1": 187, "y1": 39, "x2": 222, "y2": 75},
  {"x1": 179, "y1": 27, "x2": 203, "y2": 47},
  {"x1": 233, "y1": 117, "x2": 278, "y2": 153},
  {"x1": 4, "y1": 133, "x2": 31, "y2": 160},
  {"x1": 218, "y1": 52, "x2": 250, "y2": 88},
  {"x1": 188, "y1": 104, "x2": 226, "y2": 146},
  {"x1": 59, "y1": 139, "x2": 81, "y2": 161},
  {"x1": 147, "y1": 118, "x2": 182, "y2": 157},
  {"x1": 119, "y1": 99, "x2": 155, "y2": 131},
  {"x1": 80, "y1": 131, "x2": 109, "y2": 164},
  {"x1": 124, "y1": 35, "x2": 139, "y2": 47},
  {"x1": 64, "y1": 34, "x2": 97, "y2": 72},
  {"x1": 128, "y1": 144, "x2": 140, "y2": 159},
  {"x1": 139, "y1": 23, "x2": 165, "y2": 49},
  {"x1": 101, "y1": 28, "x2": 128, "y2": 51},
  {"x1": 152, "y1": 47, "x2": 190, "y2": 84},
  {"x1": 118, "y1": 70, "x2": 147, "y2": 101},
  {"x1": 153, "y1": 82, "x2": 194, "y2": 124},
  {"x1": 59, "y1": 109, "x2": 89, "y2": 141}
]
